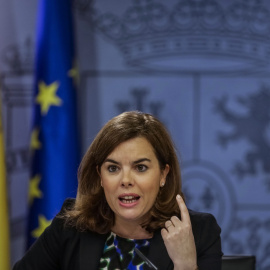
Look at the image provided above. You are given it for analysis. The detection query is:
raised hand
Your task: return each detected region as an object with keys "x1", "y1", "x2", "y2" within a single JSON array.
[{"x1": 161, "y1": 195, "x2": 198, "y2": 270}]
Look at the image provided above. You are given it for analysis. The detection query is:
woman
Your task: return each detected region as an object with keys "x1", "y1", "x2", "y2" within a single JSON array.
[{"x1": 13, "y1": 111, "x2": 222, "y2": 270}]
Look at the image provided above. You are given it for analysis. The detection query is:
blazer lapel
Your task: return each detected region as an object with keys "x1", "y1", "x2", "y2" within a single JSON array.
[
  {"x1": 79, "y1": 230, "x2": 109, "y2": 270},
  {"x1": 147, "y1": 230, "x2": 173, "y2": 270}
]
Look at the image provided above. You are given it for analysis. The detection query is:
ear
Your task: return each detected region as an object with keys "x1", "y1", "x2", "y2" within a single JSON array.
[{"x1": 160, "y1": 164, "x2": 170, "y2": 187}]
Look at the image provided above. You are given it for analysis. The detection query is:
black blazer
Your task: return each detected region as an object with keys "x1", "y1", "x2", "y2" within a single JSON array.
[{"x1": 13, "y1": 199, "x2": 222, "y2": 270}]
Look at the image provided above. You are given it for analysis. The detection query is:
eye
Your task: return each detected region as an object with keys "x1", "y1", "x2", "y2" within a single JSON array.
[
  {"x1": 136, "y1": 164, "x2": 148, "y2": 172},
  {"x1": 107, "y1": 165, "x2": 119, "y2": 173}
]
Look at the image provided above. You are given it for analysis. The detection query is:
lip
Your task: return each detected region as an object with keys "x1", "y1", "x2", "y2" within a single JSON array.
[
  {"x1": 118, "y1": 193, "x2": 140, "y2": 208},
  {"x1": 118, "y1": 193, "x2": 140, "y2": 198}
]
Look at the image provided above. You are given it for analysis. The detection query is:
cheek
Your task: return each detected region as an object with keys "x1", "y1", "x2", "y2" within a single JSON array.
[
  {"x1": 102, "y1": 182, "x2": 112, "y2": 193},
  {"x1": 102, "y1": 186, "x2": 115, "y2": 206},
  {"x1": 140, "y1": 176, "x2": 161, "y2": 194},
  {"x1": 102, "y1": 177, "x2": 118, "y2": 194}
]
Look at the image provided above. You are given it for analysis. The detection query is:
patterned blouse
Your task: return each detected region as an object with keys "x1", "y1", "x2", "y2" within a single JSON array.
[{"x1": 99, "y1": 232, "x2": 151, "y2": 270}]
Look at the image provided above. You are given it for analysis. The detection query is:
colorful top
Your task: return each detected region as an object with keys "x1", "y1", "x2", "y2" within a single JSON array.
[{"x1": 99, "y1": 232, "x2": 151, "y2": 270}]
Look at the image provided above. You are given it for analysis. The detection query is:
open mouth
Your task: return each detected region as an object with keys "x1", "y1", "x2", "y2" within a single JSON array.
[{"x1": 118, "y1": 195, "x2": 140, "y2": 204}]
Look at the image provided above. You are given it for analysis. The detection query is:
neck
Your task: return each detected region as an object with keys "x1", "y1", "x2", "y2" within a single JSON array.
[{"x1": 111, "y1": 220, "x2": 153, "y2": 239}]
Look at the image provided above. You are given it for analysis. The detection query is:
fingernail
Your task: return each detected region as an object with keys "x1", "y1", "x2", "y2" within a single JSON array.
[{"x1": 176, "y1": 194, "x2": 181, "y2": 199}]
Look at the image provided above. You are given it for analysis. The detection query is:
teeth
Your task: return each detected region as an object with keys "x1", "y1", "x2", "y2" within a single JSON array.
[
  {"x1": 123, "y1": 196, "x2": 135, "y2": 199},
  {"x1": 122, "y1": 199, "x2": 137, "y2": 204}
]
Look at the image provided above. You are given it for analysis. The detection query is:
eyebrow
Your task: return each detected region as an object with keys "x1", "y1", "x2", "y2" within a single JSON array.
[
  {"x1": 134, "y1": 158, "x2": 151, "y2": 164},
  {"x1": 103, "y1": 159, "x2": 119, "y2": 165},
  {"x1": 103, "y1": 158, "x2": 151, "y2": 165}
]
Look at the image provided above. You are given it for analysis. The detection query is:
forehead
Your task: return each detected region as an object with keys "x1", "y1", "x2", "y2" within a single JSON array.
[{"x1": 107, "y1": 137, "x2": 155, "y2": 157}]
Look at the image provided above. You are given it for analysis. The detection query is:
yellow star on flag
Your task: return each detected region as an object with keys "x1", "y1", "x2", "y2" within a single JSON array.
[
  {"x1": 31, "y1": 215, "x2": 52, "y2": 239},
  {"x1": 30, "y1": 128, "x2": 42, "y2": 151},
  {"x1": 28, "y1": 174, "x2": 43, "y2": 205},
  {"x1": 68, "y1": 60, "x2": 80, "y2": 86},
  {"x1": 36, "y1": 81, "x2": 62, "y2": 115}
]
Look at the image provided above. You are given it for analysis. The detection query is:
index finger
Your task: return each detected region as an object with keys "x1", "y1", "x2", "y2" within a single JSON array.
[{"x1": 176, "y1": 194, "x2": 191, "y2": 224}]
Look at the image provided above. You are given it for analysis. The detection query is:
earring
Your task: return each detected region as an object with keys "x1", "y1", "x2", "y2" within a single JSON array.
[{"x1": 161, "y1": 182, "x2": 165, "y2": 187}]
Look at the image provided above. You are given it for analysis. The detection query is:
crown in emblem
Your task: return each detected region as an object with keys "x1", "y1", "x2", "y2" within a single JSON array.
[{"x1": 81, "y1": 0, "x2": 270, "y2": 74}]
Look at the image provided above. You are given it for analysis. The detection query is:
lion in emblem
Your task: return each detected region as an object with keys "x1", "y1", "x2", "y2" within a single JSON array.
[{"x1": 214, "y1": 86, "x2": 270, "y2": 177}]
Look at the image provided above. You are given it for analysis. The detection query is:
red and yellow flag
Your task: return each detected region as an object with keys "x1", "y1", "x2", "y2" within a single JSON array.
[{"x1": 0, "y1": 98, "x2": 10, "y2": 270}]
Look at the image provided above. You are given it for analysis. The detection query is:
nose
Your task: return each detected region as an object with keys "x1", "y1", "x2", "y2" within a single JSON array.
[{"x1": 121, "y1": 170, "x2": 134, "y2": 187}]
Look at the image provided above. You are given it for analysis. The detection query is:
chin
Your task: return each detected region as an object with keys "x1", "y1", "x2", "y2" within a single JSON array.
[{"x1": 118, "y1": 210, "x2": 149, "y2": 223}]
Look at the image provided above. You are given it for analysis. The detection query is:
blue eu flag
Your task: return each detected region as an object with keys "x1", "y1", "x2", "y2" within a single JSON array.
[{"x1": 28, "y1": 0, "x2": 79, "y2": 246}]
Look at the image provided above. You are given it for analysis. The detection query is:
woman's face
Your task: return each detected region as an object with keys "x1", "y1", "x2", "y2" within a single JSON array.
[{"x1": 100, "y1": 137, "x2": 169, "y2": 226}]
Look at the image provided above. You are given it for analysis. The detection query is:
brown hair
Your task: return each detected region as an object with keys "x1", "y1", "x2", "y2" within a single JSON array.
[{"x1": 64, "y1": 111, "x2": 184, "y2": 233}]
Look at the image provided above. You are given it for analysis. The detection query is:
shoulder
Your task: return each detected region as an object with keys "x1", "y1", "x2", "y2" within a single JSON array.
[
  {"x1": 188, "y1": 209, "x2": 221, "y2": 236},
  {"x1": 37, "y1": 198, "x2": 77, "y2": 243},
  {"x1": 58, "y1": 197, "x2": 76, "y2": 214},
  {"x1": 188, "y1": 209, "x2": 220, "y2": 228},
  {"x1": 39, "y1": 198, "x2": 81, "y2": 256},
  {"x1": 44, "y1": 198, "x2": 76, "y2": 229},
  {"x1": 188, "y1": 209, "x2": 222, "y2": 255}
]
